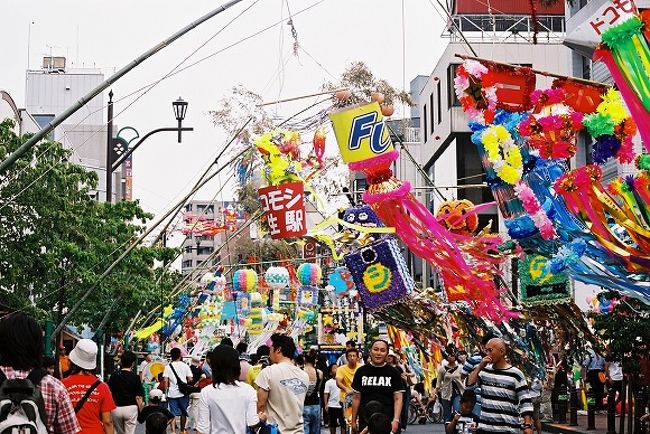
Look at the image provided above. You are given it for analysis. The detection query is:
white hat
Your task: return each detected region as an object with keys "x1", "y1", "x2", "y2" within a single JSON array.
[
  {"x1": 69, "y1": 339, "x2": 97, "y2": 370},
  {"x1": 149, "y1": 389, "x2": 164, "y2": 400},
  {"x1": 388, "y1": 350, "x2": 397, "y2": 358}
]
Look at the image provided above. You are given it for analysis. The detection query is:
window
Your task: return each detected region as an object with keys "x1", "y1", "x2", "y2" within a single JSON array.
[
  {"x1": 32, "y1": 115, "x2": 55, "y2": 139},
  {"x1": 448, "y1": 64, "x2": 461, "y2": 108},
  {"x1": 197, "y1": 246, "x2": 213, "y2": 256},
  {"x1": 196, "y1": 204, "x2": 207, "y2": 213},
  {"x1": 182, "y1": 260, "x2": 193, "y2": 268},
  {"x1": 423, "y1": 104, "x2": 428, "y2": 140},
  {"x1": 184, "y1": 246, "x2": 193, "y2": 253},
  {"x1": 437, "y1": 80, "x2": 442, "y2": 124},
  {"x1": 185, "y1": 204, "x2": 193, "y2": 212},
  {"x1": 429, "y1": 93, "x2": 435, "y2": 134},
  {"x1": 581, "y1": 55, "x2": 591, "y2": 80},
  {"x1": 212, "y1": 256, "x2": 221, "y2": 266}
]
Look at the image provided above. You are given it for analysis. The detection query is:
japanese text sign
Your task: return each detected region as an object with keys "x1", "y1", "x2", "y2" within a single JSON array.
[
  {"x1": 589, "y1": 0, "x2": 636, "y2": 36},
  {"x1": 258, "y1": 181, "x2": 307, "y2": 239},
  {"x1": 328, "y1": 102, "x2": 393, "y2": 163}
]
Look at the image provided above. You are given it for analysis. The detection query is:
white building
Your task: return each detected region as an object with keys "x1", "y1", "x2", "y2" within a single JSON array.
[{"x1": 24, "y1": 57, "x2": 128, "y2": 201}]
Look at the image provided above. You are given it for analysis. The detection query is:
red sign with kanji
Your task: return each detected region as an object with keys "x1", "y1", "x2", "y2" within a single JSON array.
[{"x1": 258, "y1": 181, "x2": 308, "y2": 239}]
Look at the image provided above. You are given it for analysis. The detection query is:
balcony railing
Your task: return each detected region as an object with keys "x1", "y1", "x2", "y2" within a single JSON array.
[{"x1": 445, "y1": 15, "x2": 565, "y2": 44}]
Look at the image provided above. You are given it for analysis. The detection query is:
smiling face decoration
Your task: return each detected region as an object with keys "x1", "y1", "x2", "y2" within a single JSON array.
[{"x1": 343, "y1": 238, "x2": 414, "y2": 311}]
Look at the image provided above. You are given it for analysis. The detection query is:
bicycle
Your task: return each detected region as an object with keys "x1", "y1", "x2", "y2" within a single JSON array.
[{"x1": 407, "y1": 395, "x2": 443, "y2": 425}]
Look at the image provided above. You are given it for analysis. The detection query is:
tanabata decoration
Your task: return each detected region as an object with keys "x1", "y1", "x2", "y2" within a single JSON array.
[
  {"x1": 453, "y1": 59, "x2": 498, "y2": 124},
  {"x1": 328, "y1": 266, "x2": 356, "y2": 298},
  {"x1": 551, "y1": 78, "x2": 605, "y2": 114},
  {"x1": 480, "y1": 124, "x2": 523, "y2": 184},
  {"x1": 248, "y1": 292, "x2": 264, "y2": 336},
  {"x1": 555, "y1": 165, "x2": 650, "y2": 274},
  {"x1": 265, "y1": 266, "x2": 290, "y2": 289},
  {"x1": 518, "y1": 89, "x2": 584, "y2": 160},
  {"x1": 232, "y1": 269, "x2": 258, "y2": 293},
  {"x1": 330, "y1": 102, "x2": 515, "y2": 320},
  {"x1": 297, "y1": 263, "x2": 321, "y2": 306},
  {"x1": 594, "y1": 7, "x2": 650, "y2": 152},
  {"x1": 344, "y1": 238, "x2": 414, "y2": 312},
  {"x1": 178, "y1": 213, "x2": 227, "y2": 236},
  {"x1": 482, "y1": 60, "x2": 536, "y2": 113},
  {"x1": 255, "y1": 130, "x2": 308, "y2": 239},
  {"x1": 235, "y1": 292, "x2": 251, "y2": 317},
  {"x1": 581, "y1": 89, "x2": 637, "y2": 165},
  {"x1": 313, "y1": 127, "x2": 326, "y2": 167},
  {"x1": 436, "y1": 199, "x2": 480, "y2": 235},
  {"x1": 519, "y1": 254, "x2": 571, "y2": 306},
  {"x1": 514, "y1": 181, "x2": 557, "y2": 240}
]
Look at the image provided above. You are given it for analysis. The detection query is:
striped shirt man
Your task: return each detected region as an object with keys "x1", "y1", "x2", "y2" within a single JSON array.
[
  {"x1": 462, "y1": 352, "x2": 483, "y2": 411},
  {"x1": 472, "y1": 364, "x2": 534, "y2": 434}
]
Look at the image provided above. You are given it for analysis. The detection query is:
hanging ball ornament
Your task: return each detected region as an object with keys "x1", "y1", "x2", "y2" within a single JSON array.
[
  {"x1": 232, "y1": 269, "x2": 258, "y2": 293},
  {"x1": 297, "y1": 263, "x2": 322, "y2": 286},
  {"x1": 381, "y1": 104, "x2": 395, "y2": 117},
  {"x1": 335, "y1": 89, "x2": 352, "y2": 101},
  {"x1": 371, "y1": 92, "x2": 385, "y2": 104},
  {"x1": 264, "y1": 266, "x2": 290, "y2": 290}
]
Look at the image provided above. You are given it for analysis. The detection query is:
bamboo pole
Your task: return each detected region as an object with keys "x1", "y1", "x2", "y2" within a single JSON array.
[
  {"x1": 454, "y1": 53, "x2": 608, "y2": 87},
  {"x1": 257, "y1": 88, "x2": 348, "y2": 107}
]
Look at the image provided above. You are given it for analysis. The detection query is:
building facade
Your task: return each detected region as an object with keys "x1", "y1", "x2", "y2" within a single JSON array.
[{"x1": 24, "y1": 57, "x2": 129, "y2": 201}]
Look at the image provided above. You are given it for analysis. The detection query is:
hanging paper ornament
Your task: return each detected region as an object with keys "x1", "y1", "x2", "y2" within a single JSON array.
[
  {"x1": 248, "y1": 292, "x2": 264, "y2": 335},
  {"x1": 297, "y1": 263, "x2": 322, "y2": 286},
  {"x1": 258, "y1": 181, "x2": 308, "y2": 239},
  {"x1": 298, "y1": 285, "x2": 319, "y2": 306},
  {"x1": 453, "y1": 60, "x2": 497, "y2": 124},
  {"x1": 436, "y1": 199, "x2": 480, "y2": 234},
  {"x1": 552, "y1": 78, "x2": 605, "y2": 114},
  {"x1": 235, "y1": 292, "x2": 251, "y2": 317},
  {"x1": 594, "y1": 12, "x2": 650, "y2": 152},
  {"x1": 328, "y1": 266, "x2": 356, "y2": 297},
  {"x1": 265, "y1": 266, "x2": 290, "y2": 289},
  {"x1": 330, "y1": 101, "x2": 515, "y2": 321},
  {"x1": 344, "y1": 238, "x2": 414, "y2": 312},
  {"x1": 313, "y1": 127, "x2": 326, "y2": 167},
  {"x1": 232, "y1": 269, "x2": 258, "y2": 293}
]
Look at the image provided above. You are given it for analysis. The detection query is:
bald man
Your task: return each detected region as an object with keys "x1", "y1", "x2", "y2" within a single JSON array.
[{"x1": 467, "y1": 338, "x2": 534, "y2": 434}]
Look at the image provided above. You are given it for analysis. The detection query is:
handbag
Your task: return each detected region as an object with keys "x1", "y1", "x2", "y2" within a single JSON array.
[{"x1": 169, "y1": 362, "x2": 201, "y2": 395}]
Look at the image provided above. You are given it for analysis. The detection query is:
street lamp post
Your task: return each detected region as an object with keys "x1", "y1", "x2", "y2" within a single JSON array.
[{"x1": 105, "y1": 92, "x2": 193, "y2": 202}]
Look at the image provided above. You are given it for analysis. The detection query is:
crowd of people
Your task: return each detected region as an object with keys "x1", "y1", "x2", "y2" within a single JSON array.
[{"x1": 2, "y1": 312, "x2": 646, "y2": 434}]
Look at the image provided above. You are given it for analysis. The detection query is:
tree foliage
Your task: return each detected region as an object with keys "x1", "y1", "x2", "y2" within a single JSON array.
[
  {"x1": 0, "y1": 119, "x2": 181, "y2": 333},
  {"x1": 589, "y1": 292, "x2": 650, "y2": 377},
  {"x1": 323, "y1": 61, "x2": 413, "y2": 107}
]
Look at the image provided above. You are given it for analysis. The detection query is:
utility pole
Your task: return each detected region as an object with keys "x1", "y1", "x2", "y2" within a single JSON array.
[{"x1": 106, "y1": 90, "x2": 114, "y2": 202}]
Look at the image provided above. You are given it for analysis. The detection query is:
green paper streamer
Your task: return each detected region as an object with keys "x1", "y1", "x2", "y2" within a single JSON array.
[{"x1": 602, "y1": 18, "x2": 650, "y2": 111}]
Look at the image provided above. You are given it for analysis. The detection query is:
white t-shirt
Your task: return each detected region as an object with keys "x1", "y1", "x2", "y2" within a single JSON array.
[
  {"x1": 255, "y1": 362, "x2": 309, "y2": 434},
  {"x1": 324, "y1": 378, "x2": 341, "y2": 409},
  {"x1": 196, "y1": 381, "x2": 259, "y2": 434},
  {"x1": 163, "y1": 360, "x2": 194, "y2": 398},
  {"x1": 608, "y1": 362, "x2": 623, "y2": 381},
  {"x1": 139, "y1": 360, "x2": 151, "y2": 379}
]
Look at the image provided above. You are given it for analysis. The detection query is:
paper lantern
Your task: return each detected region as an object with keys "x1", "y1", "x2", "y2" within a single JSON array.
[
  {"x1": 344, "y1": 238, "x2": 414, "y2": 312},
  {"x1": 297, "y1": 263, "x2": 322, "y2": 286},
  {"x1": 232, "y1": 269, "x2": 258, "y2": 293},
  {"x1": 265, "y1": 266, "x2": 290, "y2": 289}
]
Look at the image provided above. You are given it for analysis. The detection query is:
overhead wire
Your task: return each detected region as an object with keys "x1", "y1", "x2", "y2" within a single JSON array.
[
  {"x1": 1, "y1": 0, "x2": 330, "y2": 206},
  {"x1": 1, "y1": 0, "x2": 262, "y2": 196}
]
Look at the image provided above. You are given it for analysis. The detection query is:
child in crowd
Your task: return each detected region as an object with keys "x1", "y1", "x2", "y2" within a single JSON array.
[
  {"x1": 366, "y1": 413, "x2": 392, "y2": 434},
  {"x1": 138, "y1": 389, "x2": 174, "y2": 425},
  {"x1": 446, "y1": 390, "x2": 480, "y2": 434},
  {"x1": 145, "y1": 412, "x2": 170, "y2": 434}
]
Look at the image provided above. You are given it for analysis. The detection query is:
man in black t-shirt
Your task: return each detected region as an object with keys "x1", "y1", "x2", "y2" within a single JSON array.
[{"x1": 351, "y1": 339, "x2": 405, "y2": 434}]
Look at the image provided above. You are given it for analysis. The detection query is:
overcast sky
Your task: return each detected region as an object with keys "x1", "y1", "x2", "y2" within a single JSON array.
[{"x1": 1, "y1": 0, "x2": 448, "y2": 222}]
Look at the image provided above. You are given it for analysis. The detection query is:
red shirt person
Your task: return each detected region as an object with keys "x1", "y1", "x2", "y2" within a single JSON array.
[
  {"x1": 0, "y1": 313, "x2": 81, "y2": 434},
  {"x1": 63, "y1": 339, "x2": 116, "y2": 434}
]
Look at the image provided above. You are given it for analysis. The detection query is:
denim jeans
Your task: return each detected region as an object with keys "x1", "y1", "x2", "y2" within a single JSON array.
[
  {"x1": 441, "y1": 394, "x2": 461, "y2": 421},
  {"x1": 304, "y1": 404, "x2": 321, "y2": 434}
]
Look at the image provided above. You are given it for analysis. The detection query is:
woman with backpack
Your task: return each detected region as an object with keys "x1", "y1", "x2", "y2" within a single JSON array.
[{"x1": 63, "y1": 338, "x2": 116, "y2": 434}]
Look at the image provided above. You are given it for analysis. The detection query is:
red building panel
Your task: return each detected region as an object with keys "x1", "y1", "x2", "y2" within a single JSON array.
[{"x1": 454, "y1": 0, "x2": 564, "y2": 15}]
